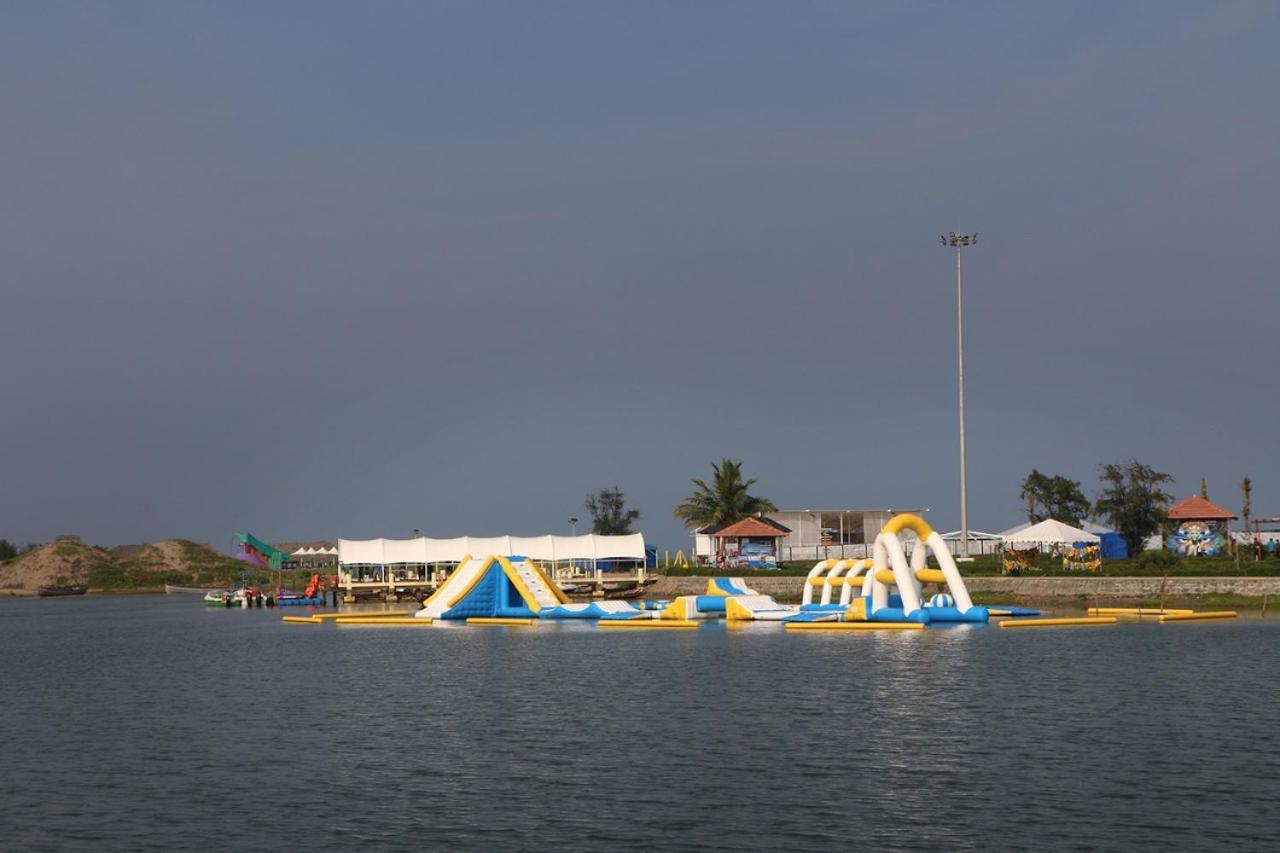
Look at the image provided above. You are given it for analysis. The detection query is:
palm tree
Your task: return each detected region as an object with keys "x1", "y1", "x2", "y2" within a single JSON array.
[{"x1": 674, "y1": 458, "x2": 777, "y2": 530}]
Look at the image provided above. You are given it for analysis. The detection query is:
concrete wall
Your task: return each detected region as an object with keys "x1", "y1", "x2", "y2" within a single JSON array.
[{"x1": 646, "y1": 575, "x2": 1280, "y2": 600}]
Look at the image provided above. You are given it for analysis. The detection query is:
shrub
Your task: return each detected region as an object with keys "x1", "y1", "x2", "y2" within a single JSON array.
[{"x1": 1137, "y1": 549, "x2": 1180, "y2": 571}]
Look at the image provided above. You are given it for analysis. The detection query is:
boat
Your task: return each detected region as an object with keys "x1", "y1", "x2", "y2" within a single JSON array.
[
  {"x1": 37, "y1": 585, "x2": 88, "y2": 597},
  {"x1": 203, "y1": 589, "x2": 232, "y2": 606},
  {"x1": 165, "y1": 583, "x2": 214, "y2": 595},
  {"x1": 274, "y1": 588, "x2": 325, "y2": 607}
]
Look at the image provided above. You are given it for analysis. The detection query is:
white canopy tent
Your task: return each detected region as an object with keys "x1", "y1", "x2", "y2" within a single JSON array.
[
  {"x1": 290, "y1": 545, "x2": 338, "y2": 557},
  {"x1": 940, "y1": 530, "x2": 1001, "y2": 541},
  {"x1": 1002, "y1": 519, "x2": 1100, "y2": 548},
  {"x1": 936, "y1": 529, "x2": 1003, "y2": 556},
  {"x1": 337, "y1": 533, "x2": 646, "y2": 566}
]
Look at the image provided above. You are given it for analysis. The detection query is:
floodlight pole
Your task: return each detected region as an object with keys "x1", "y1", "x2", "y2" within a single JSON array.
[{"x1": 942, "y1": 232, "x2": 977, "y2": 559}]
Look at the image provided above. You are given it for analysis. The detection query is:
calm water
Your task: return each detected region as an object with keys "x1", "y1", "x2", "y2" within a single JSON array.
[{"x1": 1, "y1": 596, "x2": 1278, "y2": 852}]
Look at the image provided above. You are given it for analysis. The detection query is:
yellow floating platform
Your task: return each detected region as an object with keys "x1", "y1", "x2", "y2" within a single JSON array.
[
  {"x1": 312, "y1": 611, "x2": 414, "y2": 620},
  {"x1": 784, "y1": 621, "x2": 924, "y2": 631},
  {"x1": 1088, "y1": 607, "x2": 1194, "y2": 616},
  {"x1": 1157, "y1": 611, "x2": 1238, "y2": 622},
  {"x1": 281, "y1": 616, "x2": 321, "y2": 624},
  {"x1": 466, "y1": 617, "x2": 537, "y2": 626},
  {"x1": 987, "y1": 609, "x2": 1012, "y2": 616},
  {"x1": 1000, "y1": 616, "x2": 1117, "y2": 629},
  {"x1": 335, "y1": 617, "x2": 433, "y2": 625},
  {"x1": 597, "y1": 619, "x2": 699, "y2": 629}
]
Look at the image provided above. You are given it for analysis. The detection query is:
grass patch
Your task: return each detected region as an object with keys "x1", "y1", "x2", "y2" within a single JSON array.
[{"x1": 54, "y1": 541, "x2": 83, "y2": 557}]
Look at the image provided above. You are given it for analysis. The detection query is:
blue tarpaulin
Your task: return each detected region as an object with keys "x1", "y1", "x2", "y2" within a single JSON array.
[{"x1": 1099, "y1": 532, "x2": 1128, "y2": 559}]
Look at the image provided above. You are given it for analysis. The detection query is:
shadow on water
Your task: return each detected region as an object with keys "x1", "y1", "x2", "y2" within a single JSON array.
[{"x1": 1, "y1": 596, "x2": 1278, "y2": 851}]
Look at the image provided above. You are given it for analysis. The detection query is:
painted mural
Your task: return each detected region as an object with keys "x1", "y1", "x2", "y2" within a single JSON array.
[
  {"x1": 1166, "y1": 520, "x2": 1228, "y2": 557},
  {"x1": 721, "y1": 537, "x2": 779, "y2": 570}
]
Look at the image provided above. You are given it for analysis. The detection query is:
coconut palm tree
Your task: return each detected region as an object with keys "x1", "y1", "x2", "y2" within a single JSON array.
[{"x1": 673, "y1": 458, "x2": 777, "y2": 530}]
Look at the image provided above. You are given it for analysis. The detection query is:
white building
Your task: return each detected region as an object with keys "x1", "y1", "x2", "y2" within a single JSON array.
[{"x1": 695, "y1": 508, "x2": 927, "y2": 563}]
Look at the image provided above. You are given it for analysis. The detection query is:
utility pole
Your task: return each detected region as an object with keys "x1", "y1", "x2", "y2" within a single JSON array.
[{"x1": 941, "y1": 231, "x2": 977, "y2": 559}]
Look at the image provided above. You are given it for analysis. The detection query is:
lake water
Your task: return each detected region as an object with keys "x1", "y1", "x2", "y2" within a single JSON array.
[{"x1": 1, "y1": 596, "x2": 1278, "y2": 851}]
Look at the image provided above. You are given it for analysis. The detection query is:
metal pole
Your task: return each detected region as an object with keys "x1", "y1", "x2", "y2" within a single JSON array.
[{"x1": 957, "y1": 246, "x2": 969, "y2": 558}]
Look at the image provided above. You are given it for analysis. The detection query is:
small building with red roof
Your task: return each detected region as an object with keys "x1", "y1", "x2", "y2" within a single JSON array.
[
  {"x1": 703, "y1": 516, "x2": 791, "y2": 569},
  {"x1": 1166, "y1": 495, "x2": 1237, "y2": 557}
]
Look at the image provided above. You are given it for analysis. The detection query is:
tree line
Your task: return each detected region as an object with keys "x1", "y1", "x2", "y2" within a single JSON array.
[
  {"x1": 588, "y1": 456, "x2": 1210, "y2": 562},
  {"x1": 0, "y1": 539, "x2": 39, "y2": 561},
  {"x1": 1019, "y1": 461, "x2": 1233, "y2": 557}
]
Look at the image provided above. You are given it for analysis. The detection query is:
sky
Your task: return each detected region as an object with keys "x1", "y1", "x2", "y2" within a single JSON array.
[{"x1": 2, "y1": 1, "x2": 1279, "y2": 551}]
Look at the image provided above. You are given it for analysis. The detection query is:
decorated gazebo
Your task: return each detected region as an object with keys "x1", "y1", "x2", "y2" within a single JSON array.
[
  {"x1": 706, "y1": 517, "x2": 791, "y2": 570},
  {"x1": 1165, "y1": 496, "x2": 1236, "y2": 557}
]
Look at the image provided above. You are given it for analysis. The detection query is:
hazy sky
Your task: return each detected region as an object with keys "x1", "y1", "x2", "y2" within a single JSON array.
[{"x1": 3, "y1": 1, "x2": 1278, "y2": 551}]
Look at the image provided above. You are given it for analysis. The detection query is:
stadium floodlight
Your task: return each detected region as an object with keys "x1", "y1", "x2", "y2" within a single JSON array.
[{"x1": 941, "y1": 231, "x2": 979, "y2": 558}]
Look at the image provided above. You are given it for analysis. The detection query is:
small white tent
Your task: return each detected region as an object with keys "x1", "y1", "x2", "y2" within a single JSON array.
[
  {"x1": 940, "y1": 530, "x2": 1001, "y2": 541},
  {"x1": 1002, "y1": 519, "x2": 1100, "y2": 548}
]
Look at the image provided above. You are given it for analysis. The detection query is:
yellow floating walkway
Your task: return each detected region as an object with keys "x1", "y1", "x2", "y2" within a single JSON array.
[
  {"x1": 785, "y1": 621, "x2": 924, "y2": 632},
  {"x1": 281, "y1": 616, "x2": 321, "y2": 624},
  {"x1": 1157, "y1": 611, "x2": 1238, "y2": 622},
  {"x1": 597, "y1": 619, "x2": 699, "y2": 629},
  {"x1": 1088, "y1": 607, "x2": 1194, "y2": 616},
  {"x1": 335, "y1": 617, "x2": 433, "y2": 626},
  {"x1": 466, "y1": 617, "x2": 537, "y2": 626},
  {"x1": 312, "y1": 611, "x2": 414, "y2": 620},
  {"x1": 1000, "y1": 616, "x2": 1116, "y2": 629}
]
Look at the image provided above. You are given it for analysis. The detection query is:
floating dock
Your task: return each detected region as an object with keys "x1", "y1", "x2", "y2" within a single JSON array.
[
  {"x1": 597, "y1": 619, "x2": 699, "y2": 629},
  {"x1": 466, "y1": 617, "x2": 537, "y2": 626},
  {"x1": 1156, "y1": 611, "x2": 1238, "y2": 622},
  {"x1": 999, "y1": 616, "x2": 1117, "y2": 629},
  {"x1": 335, "y1": 617, "x2": 433, "y2": 626},
  {"x1": 784, "y1": 621, "x2": 925, "y2": 632}
]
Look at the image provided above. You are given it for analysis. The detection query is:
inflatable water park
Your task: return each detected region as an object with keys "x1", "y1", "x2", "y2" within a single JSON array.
[{"x1": 269, "y1": 515, "x2": 1237, "y2": 630}]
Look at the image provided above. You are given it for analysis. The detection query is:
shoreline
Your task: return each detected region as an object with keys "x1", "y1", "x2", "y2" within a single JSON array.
[{"x1": 5, "y1": 574, "x2": 1280, "y2": 605}]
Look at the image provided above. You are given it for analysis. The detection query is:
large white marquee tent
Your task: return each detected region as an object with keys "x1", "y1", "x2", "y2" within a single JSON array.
[
  {"x1": 338, "y1": 533, "x2": 646, "y2": 566},
  {"x1": 1001, "y1": 519, "x2": 1100, "y2": 548}
]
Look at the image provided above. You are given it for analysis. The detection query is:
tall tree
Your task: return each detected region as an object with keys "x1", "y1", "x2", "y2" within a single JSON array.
[
  {"x1": 0, "y1": 538, "x2": 17, "y2": 562},
  {"x1": 1019, "y1": 469, "x2": 1090, "y2": 525},
  {"x1": 1093, "y1": 461, "x2": 1175, "y2": 557},
  {"x1": 584, "y1": 486, "x2": 640, "y2": 536},
  {"x1": 674, "y1": 458, "x2": 777, "y2": 530}
]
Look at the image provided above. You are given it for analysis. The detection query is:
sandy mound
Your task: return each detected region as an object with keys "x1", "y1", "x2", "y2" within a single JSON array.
[
  {"x1": 0, "y1": 537, "x2": 243, "y2": 595},
  {"x1": 105, "y1": 539, "x2": 241, "y2": 589},
  {"x1": 0, "y1": 537, "x2": 114, "y2": 594}
]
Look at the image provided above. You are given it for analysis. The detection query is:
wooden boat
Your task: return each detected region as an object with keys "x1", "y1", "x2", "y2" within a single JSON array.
[
  {"x1": 165, "y1": 583, "x2": 213, "y2": 595},
  {"x1": 37, "y1": 585, "x2": 88, "y2": 597}
]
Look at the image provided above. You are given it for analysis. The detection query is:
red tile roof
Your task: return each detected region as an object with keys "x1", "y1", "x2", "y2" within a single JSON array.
[
  {"x1": 1167, "y1": 495, "x2": 1236, "y2": 520},
  {"x1": 712, "y1": 518, "x2": 790, "y2": 538}
]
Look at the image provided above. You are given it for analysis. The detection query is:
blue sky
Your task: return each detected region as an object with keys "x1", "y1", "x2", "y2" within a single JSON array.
[{"x1": 2, "y1": 1, "x2": 1278, "y2": 550}]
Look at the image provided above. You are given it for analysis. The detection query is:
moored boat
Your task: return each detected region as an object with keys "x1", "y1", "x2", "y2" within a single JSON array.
[
  {"x1": 37, "y1": 585, "x2": 88, "y2": 597},
  {"x1": 166, "y1": 584, "x2": 214, "y2": 595},
  {"x1": 203, "y1": 589, "x2": 232, "y2": 606}
]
